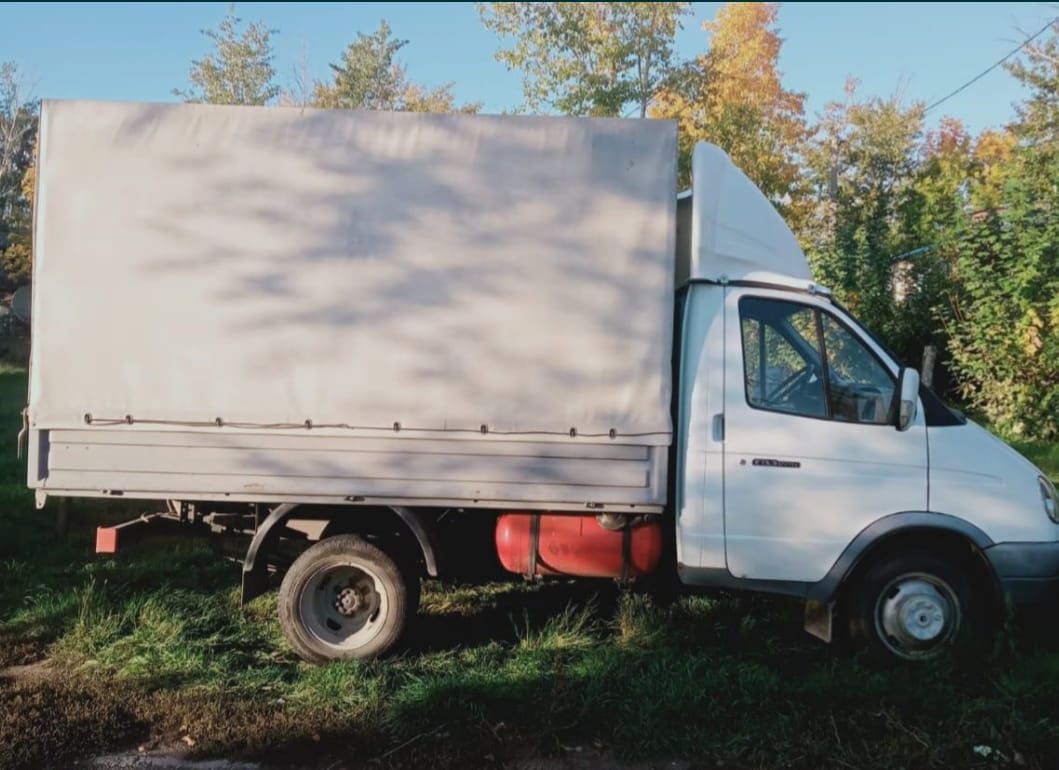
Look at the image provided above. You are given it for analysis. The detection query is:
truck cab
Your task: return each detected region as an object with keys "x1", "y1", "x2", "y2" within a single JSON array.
[{"x1": 673, "y1": 143, "x2": 1059, "y2": 659}]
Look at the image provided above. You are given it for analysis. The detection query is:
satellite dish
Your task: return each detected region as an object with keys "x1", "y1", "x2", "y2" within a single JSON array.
[{"x1": 11, "y1": 285, "x2": 31, "y2": 323}]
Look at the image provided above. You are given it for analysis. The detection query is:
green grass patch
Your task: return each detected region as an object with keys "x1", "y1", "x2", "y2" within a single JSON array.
[{"x1": 2, "y1": 366, "x2": 1059, "y2": 769}]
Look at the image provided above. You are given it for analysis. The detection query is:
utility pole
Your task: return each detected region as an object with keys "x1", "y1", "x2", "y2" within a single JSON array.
[{"x1": 921, "y1": 345, "x2": 937, "y2": 389}]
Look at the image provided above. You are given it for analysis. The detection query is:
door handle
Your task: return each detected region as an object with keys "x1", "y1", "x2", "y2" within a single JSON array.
[{"x1": 712, "y1": 413, "x2": 724, "y2": 441}]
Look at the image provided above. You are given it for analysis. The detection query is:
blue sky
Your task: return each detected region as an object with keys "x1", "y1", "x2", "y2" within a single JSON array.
[{"x1": 0, "y1": 2, "x2": 1053, "y2": 134}]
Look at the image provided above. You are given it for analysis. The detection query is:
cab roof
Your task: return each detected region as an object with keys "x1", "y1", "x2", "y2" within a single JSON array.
[{"x1": 676, "y1": 142, "x2": 827, "y2": 295}]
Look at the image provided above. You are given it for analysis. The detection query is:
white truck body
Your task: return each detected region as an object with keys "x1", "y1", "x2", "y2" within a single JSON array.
[
  {"x1": 28, "y1": 100, "x2": 676, "y2": 512},
  {"x1": 25, "y1": 101, "x2": 1059, "y2": 662}
]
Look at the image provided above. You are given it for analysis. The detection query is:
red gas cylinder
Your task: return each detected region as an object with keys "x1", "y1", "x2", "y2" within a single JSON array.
[{"x1": 495, "y1": 513, "x2": 663, "y2": 579}]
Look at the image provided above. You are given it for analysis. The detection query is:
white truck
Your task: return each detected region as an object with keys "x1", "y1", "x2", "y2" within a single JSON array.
[{"x1": 25, "y1": 100, "x2": 1059, "y2": 663}]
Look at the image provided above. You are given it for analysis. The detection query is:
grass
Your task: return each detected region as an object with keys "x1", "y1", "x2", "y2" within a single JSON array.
[{"x1": 2, "y1": 366, "x2": 1059, "y2": 769}]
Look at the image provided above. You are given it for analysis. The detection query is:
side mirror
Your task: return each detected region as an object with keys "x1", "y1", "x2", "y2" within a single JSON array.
[{"x1": 895, "y1": 367, "x2": 920, "y2": 431}]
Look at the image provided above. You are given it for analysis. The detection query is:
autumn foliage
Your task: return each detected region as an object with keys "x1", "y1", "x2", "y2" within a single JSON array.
[{"x1": 651, "y1": 3, "x2": 807, "y2": 227}]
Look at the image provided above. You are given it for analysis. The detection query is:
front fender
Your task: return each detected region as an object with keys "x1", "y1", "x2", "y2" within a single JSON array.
[{"x1": 806, "y1": 510, "x2": 995, "y2": 604}]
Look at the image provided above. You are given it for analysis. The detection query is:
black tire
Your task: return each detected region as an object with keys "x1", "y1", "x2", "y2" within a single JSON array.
[
  {"x1": 846, "y1": 548, "x2": 978, "y2": 662},
  {"x1": 278, "y1": 534, "x2": 418, "y2": 664}
]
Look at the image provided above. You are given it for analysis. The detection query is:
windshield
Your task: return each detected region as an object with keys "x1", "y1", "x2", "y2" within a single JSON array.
[{"x1": 827, "y1": 297, "x2": 966, "y2": 426}]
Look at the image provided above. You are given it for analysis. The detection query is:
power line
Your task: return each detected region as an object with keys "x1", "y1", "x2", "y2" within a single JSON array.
[{"x1": 924, "y1": 15, "x2": 1059, "y2": 114}]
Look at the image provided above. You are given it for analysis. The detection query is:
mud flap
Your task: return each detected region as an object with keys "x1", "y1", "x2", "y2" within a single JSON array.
[{"x1": 804, "y1": 599, "x2": 833, "y2": 643}]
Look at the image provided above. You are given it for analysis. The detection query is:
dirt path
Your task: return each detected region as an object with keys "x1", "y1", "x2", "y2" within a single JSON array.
[
  {"x1": 0, "y1": 658, "x2": 55, "y2": 685},
  {"x1": 84, "y1": 753, "x2": 262, "y2": 770},
  {"x1": 4, "y1": 659, "x2": 696, "y2": 770},
  {"x1": 80, "y1": 750, "x2": 693, "y2": 770}
]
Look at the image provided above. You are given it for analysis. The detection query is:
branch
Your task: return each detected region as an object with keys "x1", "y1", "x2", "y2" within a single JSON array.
[{"x1": 1024, "y1": 41, "x2": 1059, "y2": 67}]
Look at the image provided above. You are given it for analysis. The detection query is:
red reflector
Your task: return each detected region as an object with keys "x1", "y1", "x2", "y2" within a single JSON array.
[{"x1": 95, "y1": 527, "x2": 119, "y2": 554}]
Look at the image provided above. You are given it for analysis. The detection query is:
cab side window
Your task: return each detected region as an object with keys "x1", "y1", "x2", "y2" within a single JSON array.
[
  {"x1": 740, "y1": 298, "x2": 827, "y2": 418},
  {"x1": 739, "y1": 297, "x2": 896, "y2": 425}
]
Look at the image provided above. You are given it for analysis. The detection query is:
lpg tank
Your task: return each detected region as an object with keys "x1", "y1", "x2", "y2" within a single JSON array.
[{"x1": 495, "y1": 513, "x2": 663, "y2": 579}]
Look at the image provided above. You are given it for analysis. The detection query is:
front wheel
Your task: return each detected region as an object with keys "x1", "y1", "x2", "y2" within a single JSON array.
[
  {"x1": 278, "y1": 534, "x2": 418, "y2": 663},
  {"x1": 847, "y1": 549, "x2": 977, "y2": 662}
]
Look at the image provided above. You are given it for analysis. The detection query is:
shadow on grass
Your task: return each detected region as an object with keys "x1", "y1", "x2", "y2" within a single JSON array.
[
  {"x1": 6, "y1": 531, "x2": 1059, "y2": 770},
  {"x1": 408, "y1": 578, "x2": 625, "y2": 654}
]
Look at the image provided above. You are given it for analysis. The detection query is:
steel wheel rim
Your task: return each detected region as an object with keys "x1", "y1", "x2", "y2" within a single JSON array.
[
  {"x1": 873, "y1": 571, "x2": 961, "y2": 660},
  {"x1": 297, "y1": 561, "x2": 388, "y2": 652}
]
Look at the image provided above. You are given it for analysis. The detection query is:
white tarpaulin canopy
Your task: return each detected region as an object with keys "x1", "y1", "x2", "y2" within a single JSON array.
[{"x1": 30, "y1": 101, "x2": 677, "y2": 442}]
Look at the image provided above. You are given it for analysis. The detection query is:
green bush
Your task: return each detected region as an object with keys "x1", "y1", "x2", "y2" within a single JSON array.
[{"x1": 942, "y1": 149, "x2": 1059, "y2": 441}]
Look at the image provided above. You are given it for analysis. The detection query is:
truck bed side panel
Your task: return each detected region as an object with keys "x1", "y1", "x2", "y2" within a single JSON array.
[{"x1": 32, "y1": 428, "x2": 667, "y2": 512}]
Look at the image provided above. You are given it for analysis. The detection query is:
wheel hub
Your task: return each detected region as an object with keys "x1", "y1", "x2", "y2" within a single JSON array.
[
  {"x1": 298, "y1": 562, "x2": 387, "y2": 651},
  {"x1": 899, "y1": 595, "x2": 946, "y2": 641},
  {"x1": 334, "y1": 585, "x2": 364, "y2": 616},
  {"x1": 876, "y1": 575, "x2": 960, "y2": 659}
]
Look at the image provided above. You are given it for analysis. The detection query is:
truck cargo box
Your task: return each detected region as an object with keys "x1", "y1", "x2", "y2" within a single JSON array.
[{"x1": 27, "y1": 101, "x2": 677, "y2": 512}]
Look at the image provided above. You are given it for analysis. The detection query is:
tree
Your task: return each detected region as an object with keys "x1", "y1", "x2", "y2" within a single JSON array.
[
  {"x1": 0, "y1": 156, "x2": 33, "y2": 285},
  {"x1": 802, "y1": 81, "x2": 928, "y2": 361},
  {"x1": 0, "y1": 62, "x2": 36, "y2": 220},
  {"x1": 935, "y1": 21, "x2": 1059, "y2": 439},
  {"x1": 314, "y1": 21, "x2": 479, "y2": 113},
  {"x1": 402, "y1": 83, "x2": 480, "y2": 115},
  {"x1": 314, "y1": 21, "x2": 407, "y2": 110},
  {"x1": 969, "y1": 128, "x2": 1017, "y2": 212},
  {"x1": 650, "y1": 3, "x2": 807, "y2": 220},
  {"x1": 941, "y1": 162, "x2": 1059, "y2": 439},
  {"x1": 478, "y1": 2, "x2": 690, "y2": 117},
  {"x1": 0, "y1": 61, "x2": 36, "y2": 288},
  {"x1": 279, "y1": 42, "x2": 316, "y2": 108},
  {"x1": 907, "y1": 118, "x2": 973, "y2": 238},
  {"x1": 1007, "y1": 18, "x2": 1059, "y2": 146},
  {"x1": 887, "y1": 117, "x2": 974, "y2": 383},
  {"x1": 175, "y1": 7, "x2": 279, "y2": 106}
]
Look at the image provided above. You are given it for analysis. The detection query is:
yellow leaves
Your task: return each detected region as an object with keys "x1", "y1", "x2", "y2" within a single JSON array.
[
  {"x1": 974, "y1": 129, "x2": 1016, "y2": 167},
  {"x1": 310, "y1": 81, "x2": 342, "y2": 110},
  {"x1": 0, "y1": 141, "x2": 35, "y2": 284},
  {"x1": 402, "y1": 83, "x2": 480, "y2": 114},
  {"x1": 703, "y1": 3, "x2": 788, "y2": 110},
  {"x1": 1, "y1": 238, "x2": 31, "y2": 285},
  {"x1": 20, "y1": 146, "x2": 34, "y2": 207},
  {"x1": 651, "y1": 2, "x2": 806, "y2": 223},
  {"x1": 971, "y1": 129, "x2": 1017, "y2": 210},
  {"x1": 1021, "y1": 308, "x2": 1045, "y2": 358}
]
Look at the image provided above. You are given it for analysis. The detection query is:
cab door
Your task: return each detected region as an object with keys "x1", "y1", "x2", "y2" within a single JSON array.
[{"x1": 721, "y1": 287, "x2": 927, "y2": 583}]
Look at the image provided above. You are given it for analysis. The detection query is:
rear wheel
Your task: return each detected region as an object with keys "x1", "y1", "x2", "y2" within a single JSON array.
[
  {"x1": 278, "y1": 534, "x2": 418, "y2": 663},
  {"x1": 847, "y1": 549, "x2": 976, "y2": 662}
]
